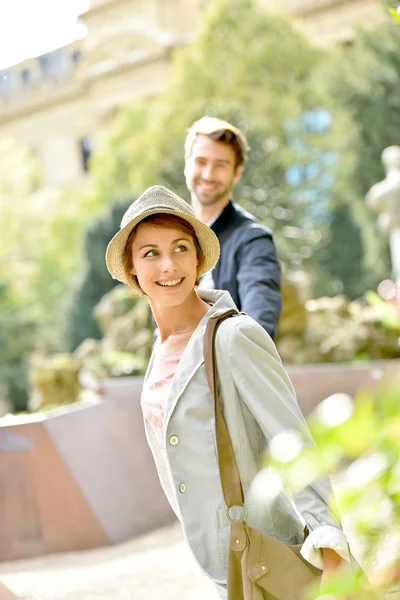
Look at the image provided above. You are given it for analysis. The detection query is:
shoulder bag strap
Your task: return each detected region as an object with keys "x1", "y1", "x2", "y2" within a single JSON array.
[{"x1": 204, "y1": 309, "x2": 244, "y2": 509}]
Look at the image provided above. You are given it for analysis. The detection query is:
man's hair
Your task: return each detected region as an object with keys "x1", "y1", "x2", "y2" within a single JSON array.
[
  {"x1": 185, "y1": 116, "x2": 250, "y2": 168},
  {"x1": 122, "y1": 213, "x2": 205, "y2": 294}
]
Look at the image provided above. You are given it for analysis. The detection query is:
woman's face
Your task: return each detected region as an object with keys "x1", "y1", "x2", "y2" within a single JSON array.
[{"x1": 130, "y1": 222, "x2": 199, "y2": 307}]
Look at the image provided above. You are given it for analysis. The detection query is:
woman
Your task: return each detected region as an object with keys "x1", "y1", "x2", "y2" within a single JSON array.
[{"x1": 106, "y1": 185, "x2": 350, "y2": 598}]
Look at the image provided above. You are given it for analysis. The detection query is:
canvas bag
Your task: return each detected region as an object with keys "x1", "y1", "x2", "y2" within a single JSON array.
[{"x1": 204, "y1": 309, "x2": 322, "y2": 600}]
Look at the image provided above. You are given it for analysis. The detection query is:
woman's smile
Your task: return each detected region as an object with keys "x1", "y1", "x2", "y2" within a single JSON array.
[{"x1": 156, "y1": 277, "x2": 184, "y2": 289}]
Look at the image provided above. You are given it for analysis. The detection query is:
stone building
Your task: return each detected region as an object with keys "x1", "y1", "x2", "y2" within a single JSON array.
[
  {"x1": 281, "y1": 0, "x2": 385, "y2": 45},
  {"x1": 0, "y1": 0, "x2": 385, "y2": 187}
]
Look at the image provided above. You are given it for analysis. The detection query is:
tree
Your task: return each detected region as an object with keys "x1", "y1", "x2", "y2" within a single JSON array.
[
  {"x1": 0, "y1": 139, "x2": 46, "y2": 409},
  {"x1": 314, "y1": 19, "x2": 398, "y2": 297},
  {"x1": 62, "y1": 198, "x2": 133, "y2": 351},
  {"x1": 0, "y1": 138, "x2": 89, "y2": 346},
  {"x1": 0, "y1": 138, "x2": 92, "y2": 408},
  {"x1": 313, "y1": 204, "x2": 365, "y2": 298},
  {"x1": 0, "y1": 283, "x2": 37, "y2": 411},
  {"x1": 90, "y1": 0, "x2": 340, "y2": 272},
  {"x1": 89, "y1": 1, "x2": 398, "y2": 298}
]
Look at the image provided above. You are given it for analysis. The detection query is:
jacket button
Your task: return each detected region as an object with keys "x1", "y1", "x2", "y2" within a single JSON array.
[
  {"x1": 169, "y1": 435, "x2": 179, "y2": 446},
  {"x1": 179, "y1": 483, "x2": 186, "y2": 494}
]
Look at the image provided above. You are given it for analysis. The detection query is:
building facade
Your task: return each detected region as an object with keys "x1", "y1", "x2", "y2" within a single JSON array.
[
  {"x1": 279, "y1": 0, "x2": 384, "y2": 45},
  {"x1": 0, "y1": 0, "x2": 385, "y2": 186}
]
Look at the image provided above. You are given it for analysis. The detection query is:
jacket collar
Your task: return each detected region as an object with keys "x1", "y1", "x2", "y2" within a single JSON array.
[
  {"x1": 210, "y1": 198, "x2": 259, "y2": 242},
  {"x1": 162, "y1": 289, "x2": 238, "y2": 427},
  {"x1": 210, "y1": 200, "x2": 236, "y2": 240},
  {"x1": 196, "y1": 288, "x2": 237, "y2": 309}
]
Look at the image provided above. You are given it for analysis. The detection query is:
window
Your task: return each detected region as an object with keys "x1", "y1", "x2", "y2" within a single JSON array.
[
  {"x1": 72, "y1": 50, "x2": 83, "y2": 66},
  {"x1": 38, "y1": 48, "x2": 64, "y2": 77},
  {"x1": 285, "y1": 107, "x2": 335, "y2": 220},
  {"x1": 21, "y1": 69, "x2": 31, "y2": 85},
  {"x1": 79, "y1": 136, "x2": 93, "y2": 172},
  {"x1": 0, "y1": 69, "x2": 13, "y2": 95}
]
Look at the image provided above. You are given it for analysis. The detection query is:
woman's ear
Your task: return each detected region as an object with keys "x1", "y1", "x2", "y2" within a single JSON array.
[{"x1": 131, "y1": 267, "x2": 136, "y2": 276}]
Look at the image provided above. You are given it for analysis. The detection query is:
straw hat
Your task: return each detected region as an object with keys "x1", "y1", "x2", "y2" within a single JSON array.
[{"x1": 106, "y1": 185, "x2": 220, "y2": 287}]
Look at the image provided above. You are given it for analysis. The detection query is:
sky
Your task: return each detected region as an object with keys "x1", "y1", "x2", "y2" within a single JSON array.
[{"x1": 0, "y1": 0, "x2": 89, "y2": 70}]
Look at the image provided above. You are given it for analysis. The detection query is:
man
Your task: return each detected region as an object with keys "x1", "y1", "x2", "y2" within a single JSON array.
[{"x1": 184, "y1": 116, "x2": 281, "y2": 339}]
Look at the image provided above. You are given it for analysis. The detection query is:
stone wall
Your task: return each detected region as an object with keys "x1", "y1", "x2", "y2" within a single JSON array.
[{"x1": 277, "y1": 0, "x2": 384, "y2": 45}]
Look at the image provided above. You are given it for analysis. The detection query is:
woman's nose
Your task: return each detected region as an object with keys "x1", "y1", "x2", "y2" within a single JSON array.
[{"x1": 160, "y1": 255, "x2": 176, "y2": 272}]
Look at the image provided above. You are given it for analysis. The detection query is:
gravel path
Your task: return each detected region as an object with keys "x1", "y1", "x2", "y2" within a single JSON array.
[
  {"x1": 0, "y1": 521, "x2": 217, "y2": 600},
  {"x1": 0, "y1": 507, "x2": 397, "y2": 600}
]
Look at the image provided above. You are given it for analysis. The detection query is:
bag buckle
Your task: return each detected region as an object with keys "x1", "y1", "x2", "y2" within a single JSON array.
[{"x1": 226, "y1": 504, "x2": 248, "y2": 523}]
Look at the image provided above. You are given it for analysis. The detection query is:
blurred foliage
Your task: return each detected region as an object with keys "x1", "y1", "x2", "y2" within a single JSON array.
[
  {"x1": 0, "y1": 283, "x2": 34, "y2": 411},
  {"x1": 89, "y1": 0, "x2": 344, "y2": 273},
  {"x1": 80, "y1": 350, "x2": 148, "y2": 380},
  {"x1": 313, "y1": 20, "x2": 400, "y2": 297},
  {"x1": 365, "y1": 290, "x2": 400, "y2": 330},
  {"x1": 0, "y1": 138, "x2": 92, "y2": 409},
  {"x1": 313, "y1": 203, "x2": 365, "y2": 299},
  {"x1": 62, "y1": 198, "x2": 133, "y2": 351},
  {"x1": 88, "y1": 0, "x2": 400, "y2": 299},
  {"x1": 0, "y1": 139, "x2": 83, "y2": 339},
  {"x1": 268, "y1": 371, "x2": 400, "y2": 599},
  {"x1": 276, "y1": 290, "x2": 400, "y2": 365},
  {"x1": 29, "y1": 353, "x2": 81, "y2": 411},
  {"x1": 2, "y1": 0, "x2": 400, "y2": 409}
]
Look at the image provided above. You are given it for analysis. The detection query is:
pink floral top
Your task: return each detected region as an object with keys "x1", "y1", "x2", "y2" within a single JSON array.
[{"x1": 141, "y1": 343, "x2": 184, "y2": 448}]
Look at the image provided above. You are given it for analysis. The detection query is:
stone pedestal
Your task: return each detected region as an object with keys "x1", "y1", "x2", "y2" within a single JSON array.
[{"x1": 0, "y1": 380, "x2": 174, "y2": 561}]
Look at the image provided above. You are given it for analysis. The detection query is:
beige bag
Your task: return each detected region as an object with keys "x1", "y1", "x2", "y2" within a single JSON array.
[{"x1": 204, "y1": 309, "x2": 322, "y2": 600}]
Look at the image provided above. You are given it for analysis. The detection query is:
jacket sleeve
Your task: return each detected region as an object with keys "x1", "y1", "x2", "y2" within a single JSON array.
[
  {"x1": 235, "y1": 225, "x2": 281, "y2": 340},
  {"x1": 218, "y1": 316, "x2": 346, "y2": 540}
]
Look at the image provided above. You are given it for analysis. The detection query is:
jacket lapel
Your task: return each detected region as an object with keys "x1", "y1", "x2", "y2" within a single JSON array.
[
  {"x1": 162, "y1": 289, "x2": 237, "y2": 430},
  {"x1": 162, "y1": 314, "x2": 207, "y2": 429}
]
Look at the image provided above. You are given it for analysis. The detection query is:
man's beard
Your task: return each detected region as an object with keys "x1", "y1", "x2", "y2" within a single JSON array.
[{"x1": 192, "y1": 179, "x2": 230, "y2": 206}]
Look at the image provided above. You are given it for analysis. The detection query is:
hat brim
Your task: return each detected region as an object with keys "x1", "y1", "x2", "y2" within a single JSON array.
[{"x1": 106, "y1": 207, "x2": 220, "y2": 285}]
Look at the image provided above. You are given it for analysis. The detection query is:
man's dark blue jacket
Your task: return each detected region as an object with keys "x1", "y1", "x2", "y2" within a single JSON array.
[{"x1": 210, "y1": 200, "x2": 281, "y2": 339}]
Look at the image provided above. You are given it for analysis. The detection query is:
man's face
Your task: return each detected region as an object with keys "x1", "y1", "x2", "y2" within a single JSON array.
[{"x1": 185, "y1": 135, "x2": 243, "y2": 209}]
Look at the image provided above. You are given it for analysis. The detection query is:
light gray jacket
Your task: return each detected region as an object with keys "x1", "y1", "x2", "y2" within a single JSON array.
[{"x1": 143, "y1": 289, "x2": 343, "y2": 582}]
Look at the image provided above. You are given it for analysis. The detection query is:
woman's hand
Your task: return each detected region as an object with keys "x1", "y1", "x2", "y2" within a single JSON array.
[{"x1": 321, "y1": 548, "x2": 351, "y2": 600}]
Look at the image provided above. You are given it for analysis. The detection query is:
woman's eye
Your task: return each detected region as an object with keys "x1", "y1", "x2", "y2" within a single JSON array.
[
  {"x1": 174, "y1": 245, "x2": 188, "y2": 253},
  {"x1": 144, "y1": 249, "x2": 157, "y2": 257}
]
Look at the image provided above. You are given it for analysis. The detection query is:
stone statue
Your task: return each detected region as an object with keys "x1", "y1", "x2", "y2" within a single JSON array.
[{"x1": 366, "y1": 145, "x2": 400, "y2": 284}]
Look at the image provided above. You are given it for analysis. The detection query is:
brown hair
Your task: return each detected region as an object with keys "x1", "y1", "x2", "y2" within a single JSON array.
[
  {"x1": 185, "y1": 116, "x2": 250, "y2": 168},
  {"x1": 122, "y1": 213, "x2": 205, "y2": 294}
]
